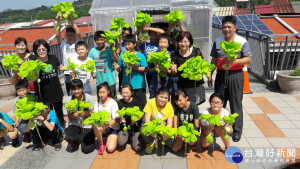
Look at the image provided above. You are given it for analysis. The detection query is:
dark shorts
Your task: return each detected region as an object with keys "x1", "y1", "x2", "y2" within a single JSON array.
[{"x1": 105, "y1": 127, "x2": 119, "y2": 136}]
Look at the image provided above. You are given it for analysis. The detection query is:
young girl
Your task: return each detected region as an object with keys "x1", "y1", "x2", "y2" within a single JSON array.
[
  {"x1": 64, "y1": 79, "x2": 96, "y2": 154},
  {"x1": 93, "y1": 82, "x2": 119, "y2": 155},
  {"x1": 117, "y1": 84, "x2": 144, "y2": 152},
  {"x1": 171, "y1": 88, "x2": 200, "y2": 152},
  {"x1": 200, "y1": 93, "x2": 233, "y2": 149},
  {"x1": 33, "y1": 39, "x2": 65, "y2": 126},
  {"x1": 27, "y1": 100, "x2": 63, "y2": 151},
  {"x1": 142, "y1": 87, "x2": 174, "y2": 154}
]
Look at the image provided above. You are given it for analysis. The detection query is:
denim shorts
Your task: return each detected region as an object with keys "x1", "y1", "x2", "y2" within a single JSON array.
[{"x1": 18, "y1": 120, "x2": 29, "y2": 133}]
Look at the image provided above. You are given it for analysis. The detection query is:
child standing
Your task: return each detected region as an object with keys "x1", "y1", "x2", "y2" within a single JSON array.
[
  {"x1": 88, "y1": 31, "x2": 118, "y2": 98},
  {"x1": 93, "y1": 82, "x2": 119, "y2": 155},
  {"x1": 55, "y1": 14, "x2": 82, "y2": 96},
  {"x1": 64, "y1": 79, "x2": 96, "y2": 154},
  {"x1": 0, "y1": 112, "x2": 18, "y2": 149},
  {"x1": 115, "y1": 34, "x2": 148, "y2": 107},
  {"x1": 69, "y1": 41, "x2": 96, "y2": 95}
]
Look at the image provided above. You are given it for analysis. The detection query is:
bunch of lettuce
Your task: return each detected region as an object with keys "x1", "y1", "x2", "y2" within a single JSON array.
[
  {"x1": 222, "y1": 113, "x2": 239, "y2": 139},
  {"x1": 199, "y1": 114, "x2": 222, "y2": 144},
  {"x1": 101, "y1": 30, "x2": 121, "y2": 51},
  {"x1": 141, "y1": 118, "x2": 162, "y2": 136},
  {"x1": 164, "y1": 9, "x2": 185, "y2": 23},
  {"x1": 1, "y1": 53, "x2": 23, "y2": 70},
  {"x1": 122, "y1": 51, "x2": 141, "y2": 75},
  {"x1": 132, "y1": 10, "x2": 153, "y2": 27},
  {"x1": 117, "y1": 106, "x2": 144, "y2": 131},
  {"x1": 18, "y1": 60, "x2": 52, "y2": 80},
  {"x1": 147, "y1": 49, "x2": 172, "y2": 77},
  {"x1": 83, "y1": 110, "x2": 110, "y2": 127},
  {"x1": 177, "y1": 121, "x2": 200, "y2": 143},
  {"x1": 219, "y1": 40, "x2": 241, "y2": 70},
  {"x1": 64, "y1": 58, "x2": 79, "y2": 76},
  {"x1": 14, "y1": 95, "x2": 48, "y2": 121},
  {"x1": 65, "y1": 99, "x2": 92, "y2": 114},
  {"x1": 178, "y1": 56, "x2": 216, "y2": 81},
  {"x1": 51, "y1": 2, "x2": 78, "y2": 30},
  {"x1": 109, "y1": 18, "x2": 129, "y2": 32},
  {"x1": 79, "y1": 60, "x2": 96, "y2": 73}
]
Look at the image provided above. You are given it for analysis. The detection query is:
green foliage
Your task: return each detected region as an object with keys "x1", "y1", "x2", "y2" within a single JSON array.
[
  {"x1": 177, "y1": 121, "x2": 200, "y2": 143},
  {"x1": 141, "y1": 118, "x2": 162, "y2": 136},
  {"x1": 122, "y1": 51, "x2": 141, "y2": 75},
  {"x1": 223, "y1": 113, "x2": 239, "y2": 126},
  {"x1": 199, "y1": 114, "x2": 222, "y2": 126},
  {"x1": 141, "y1": 118, "x2": 177, "y2": 140},
  {"x1": 164, "y1": 9, "x2": 185, "y2": 23},
  {"x1": 132, "y1": 10, "x2": 153, "y2": 27},
  {"x1": 79, "y1": 60, "x2": 95, "y2": 73},
  {"x1": 147, "y1": 49, "x2": 172, "y2": 77},
  {"x1": 1, "y1": 53, "x2": 23, "y2": 70},
  {"x1": 219, "y1": 40, "x2": 241, "y2": 70},
  {"x1": 83, "y1": 110, "x2": 109, "y2": 127},
  {"x1": 15, "y1": 95, "x2": 48, "y2": 120},
  {"x1": 101, "y1": 30, "x2": 121, "y2": 51},
  {"x1": 64, "y1": 58, "x2": 79, "y2": 75},
  {"x1": 116, "y1": 107, "x2": 126, "y2": 118},
  {"x1": 109, "y1": 17, "x2": 129, "y2": 31},
  {"x1": 17, "y1": 60, "x2": 48, "y2": 80},
  {"x1": 124, "y1": 106, "x2": 144, "y2": 122},
  {"x1": 206, "y1": 134, "x2": 213, "y2": 144},
  {"x1": 51, "y1": 2, "x2": 78, "y2": 30},
  {"x1": 65, "y1": 99, "x2": 92, "y2": 113},
  {"x1": 178, "y1": 56, "x2": 216, "y2": 81},
  {"x1": 289, "y1": 67, "x2": 300, "y2": 76}
]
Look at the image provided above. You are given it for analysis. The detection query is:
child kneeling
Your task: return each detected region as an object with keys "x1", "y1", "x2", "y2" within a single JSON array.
[{"x1": 0, "y1": 112, "x2": 19, "y2": 149}]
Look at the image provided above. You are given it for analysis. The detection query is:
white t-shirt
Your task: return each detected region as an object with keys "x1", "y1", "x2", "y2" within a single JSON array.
[
  {"x1": 70, "y1": 56, "x2": 95, "y2": 94},
  {"x1": 94, "y1": 98, "x2": 120, "y2": 130},
  {"x1": 60, "y1": 40, "x2": 78, "y2": 74},
  {"x1": 200, "y1": 108, "x2": 230, "y2": 126}
]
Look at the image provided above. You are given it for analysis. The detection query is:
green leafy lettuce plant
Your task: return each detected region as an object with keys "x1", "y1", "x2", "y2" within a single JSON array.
[
  {"x1": 109, "y1": 18, "x2": 130, "y2": 32},
  {"x1": 199, "y1": 114, "x2": 222, "y2": 144},
  {"x1": 64, "y1": 58, "x2": 79, "y2": 77},
  {"x1": 177, "y1": 121, "x2": 200, "y2": 155},
  {"x1": 51, "y1": 2, "x2": 78, "y2": 30},
  {"x1": 133, "y1": 10, "x2": 153, "y2": 41},
  {"x1": 117, "y1": 106, "x2": 144, "y2": 131},
  {"x1": 65, "y1": 99, "x2": 92, "y2": 114},
  {"x1": 219, "y1": 40, "x2": 241, "y2": 70},
  {"x1": 79, "y1": 60, "x2": 96, "y2": 73},
  {"x1": 164, "y1": 9, "x2": 185, "y2": 23},
  {"x1": 147, "y1": 49, "x2": 172, "y2": 77},
  {"x1": 289, "y1": 67, "x2": 300, "y2": 76},
  {"x1": 222, "y1": 113, "x2": 239, "y2": 139},
  {"x1": 122, "y1": 51, "x2": 141, "y2": 76},
  {"x1": 1, "y1": 53, "x2": 23, "y2": 70},
  {"x1": 17, "y1": 60, "x2": 52, "y2": 81},
  {"x1": 101, "y1": 30, "x2": 121, "y2": 51}
]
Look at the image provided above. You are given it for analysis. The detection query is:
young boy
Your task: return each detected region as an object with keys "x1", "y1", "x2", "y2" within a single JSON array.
[
  {"x1": 55, "y1": 14, "x2": 82, "y2": 96},
  {"x1": 0, "y1": 112, "x2": 18, "y2": 149},
  {"x1": 69, "y1": 41, "x2": 96, "y2": 95},
  {"x1": 27, "y1": 99, "x2": 63, "y2": 151},
  {"x1": 88, "y1": 30, "x2": 118, "y2": 98},
  {"x1": 13, "y1": 79, "x2": 31, "y2": 145},
  {"x1": 64, "y1": 79, "x2": 96, "y2": 154},
  {"x1": 115, "y1": 34, "x2": 148, "y2": 107}
]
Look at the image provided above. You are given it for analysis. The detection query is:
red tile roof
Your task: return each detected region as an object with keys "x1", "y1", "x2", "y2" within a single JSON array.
[
  {"x1": 234, "y1": 8, "x2": 251, "y2": 15},
  {"x1": 254, "y1": 5, "x2": 276, "y2": 14},
  {"x1": 33, "y1": 20, "x2": 53, "y2": 26},
  {"x1": 281, "y1": 17, "x2": 300, "y2": 33},
  {"x1": 74, "y1": 16, "x2": 92, "y2": 24},
  {"x1": 260, "y1": 18, "x2": 298, "y2": 41},
  {"x1": 271, "y1": 0, "x2": 295, "y2": 13}
]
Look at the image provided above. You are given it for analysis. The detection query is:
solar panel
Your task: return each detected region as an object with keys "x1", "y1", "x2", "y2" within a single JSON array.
[
  {"x1": 256, "y1": 24, "x2": 270, "y2": 31},
  {"x1": 253, "y1": 20, "x2": 264, "y2": 25},
  {"x1": 261, "y1": 30, "x2": 274, "y2": 35}
]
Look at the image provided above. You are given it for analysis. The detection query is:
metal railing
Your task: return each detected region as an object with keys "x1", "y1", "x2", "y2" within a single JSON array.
[
  {"x1": 0, "y1": 33, "x2": 94, "y2": 79},
  {"x1": 212, "y1": 24, "x2": 300, "y2": 82}
]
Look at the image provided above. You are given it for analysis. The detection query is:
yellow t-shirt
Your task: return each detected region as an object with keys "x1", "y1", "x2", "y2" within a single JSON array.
[{"x1": 143, "y1": 98, "x2": 174, "y2": 122}]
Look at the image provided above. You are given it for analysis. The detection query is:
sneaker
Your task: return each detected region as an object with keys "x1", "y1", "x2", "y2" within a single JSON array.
[
  {"x1": 145, "y1": 141, "x2": 156, "y2": 154},
  {"x1": 70, "y1": 144, "x2": 79, "y2": 150},
  {"x1": 23, "y1": 133, "x2": 31, "y2": 143},
  {"x1": 190, "y1": 142, "x2": 198, "y2": 150},
  {"x1": 0, "y1": 137, "x2": 5, "y2": 149},
  {"x1": 54, "y1": 143, "x2": 62, "y2": 151},
  {"x1": 98, "y1": 141, "x2": 106, "y2": 155},
  {"x1": 12, "y1": 138, "x2": 19, "y2": 148},
  {"x1": 32, "y1": 144, "x2": 42, "y2": 151}
]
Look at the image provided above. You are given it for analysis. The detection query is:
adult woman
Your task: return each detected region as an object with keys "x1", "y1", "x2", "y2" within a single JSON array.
[
  {"x1": 32, "y1": 39, "x2": 65, "y2": 126},
  {"x1": 117, "y1": 84, "x2": 144, "y2": 152},
  {"x1": 171, "y1": 31, "x2": 206, "y2": 105}
]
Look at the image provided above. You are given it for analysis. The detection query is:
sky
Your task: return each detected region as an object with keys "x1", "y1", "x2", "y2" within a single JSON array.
[{"x1": 0, "y1": 0, "x2": 76, "y2": 12}]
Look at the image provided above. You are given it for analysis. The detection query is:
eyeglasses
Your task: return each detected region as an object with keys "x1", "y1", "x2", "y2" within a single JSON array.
[
  {"x1": 37, "y1": 48, "x2": 47, "y2": 52},
  {"x1": 178, "y1": 41, "x2": 189, "y2": 45},
  {"x1": 210, "y1": 101, "x2": 222, "y2": 105}
]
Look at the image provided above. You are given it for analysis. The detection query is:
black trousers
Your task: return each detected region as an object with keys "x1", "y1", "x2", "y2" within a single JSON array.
[
  {"x1": 50, "y1": 100, "x2": 64, "y2": 126},
  {"x1": 30, "y1": 125, "x2": 62, "y2": 145},
  {"x1": 65, "y1": 125, "x2": 95, "y2": 154},
  {"x1": 214, "y1": 69, "x2": 244, "y2": 134}
]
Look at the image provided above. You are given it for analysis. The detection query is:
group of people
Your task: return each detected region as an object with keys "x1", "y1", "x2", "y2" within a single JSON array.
[{"x1": 0, "y1": 15, "x2": 251, "y2": 155}]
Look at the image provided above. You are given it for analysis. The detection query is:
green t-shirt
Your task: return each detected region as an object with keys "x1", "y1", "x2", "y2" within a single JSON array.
[{"x1": 174, "y1": 102, "x2": 200, "y2": 127}]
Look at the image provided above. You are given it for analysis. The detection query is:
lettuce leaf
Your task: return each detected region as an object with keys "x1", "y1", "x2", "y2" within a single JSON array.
[
  {"x1": 219, "y1": 40, "x2": 241, "y2": 70},
  {"x1": 1, "y1": 53, "x2": 23, "y2": 70},
  {"x1": 83, "y1": 110, "x2": 110, "y2": 127},
  {"x1": 51, "y1": 2, "x2": 78, "y2": 30},
  {"x1": 177, "y1": 121, "x2": 200, "y2": 143},
  {"x1": 147, "y1": 49, "x2": 172, "y2": 77},
  {"x1": 109, "y1": 18, "x2": 129, "y2": 31},
  {"x1": 164, "y1": 9, "x2": 185, "y2": 23},
  {"x1": 132, "y1": 10, "x2": 153, "y2": 27},
  {"x1": 122, "y1": 51, "x2": 141, "y2": 75},
  {"x1": 101, "y1": 30, "x2": 121, "y2": 51}
]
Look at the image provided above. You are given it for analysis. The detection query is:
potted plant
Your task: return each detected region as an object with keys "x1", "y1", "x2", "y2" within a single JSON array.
[{"x1": 277, "y1": 68, "x2": 300, "y2": 93}]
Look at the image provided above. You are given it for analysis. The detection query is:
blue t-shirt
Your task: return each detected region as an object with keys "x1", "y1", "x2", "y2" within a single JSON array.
[
  {"x1": 88, "y1": 46, "x2": 116, "y2": 86},
  {"x1": 141, "y1": 42, "x2": 159, "y2": 60},
  {"x1": 0, "y1": 112, "x2": 14, "y2": 130},
  {"x1": 118, "y1": 52, "x2": 147, "y2": 89},
  {"x1": 42, "y1": 110, "x2": 63, "y2": 131}
]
